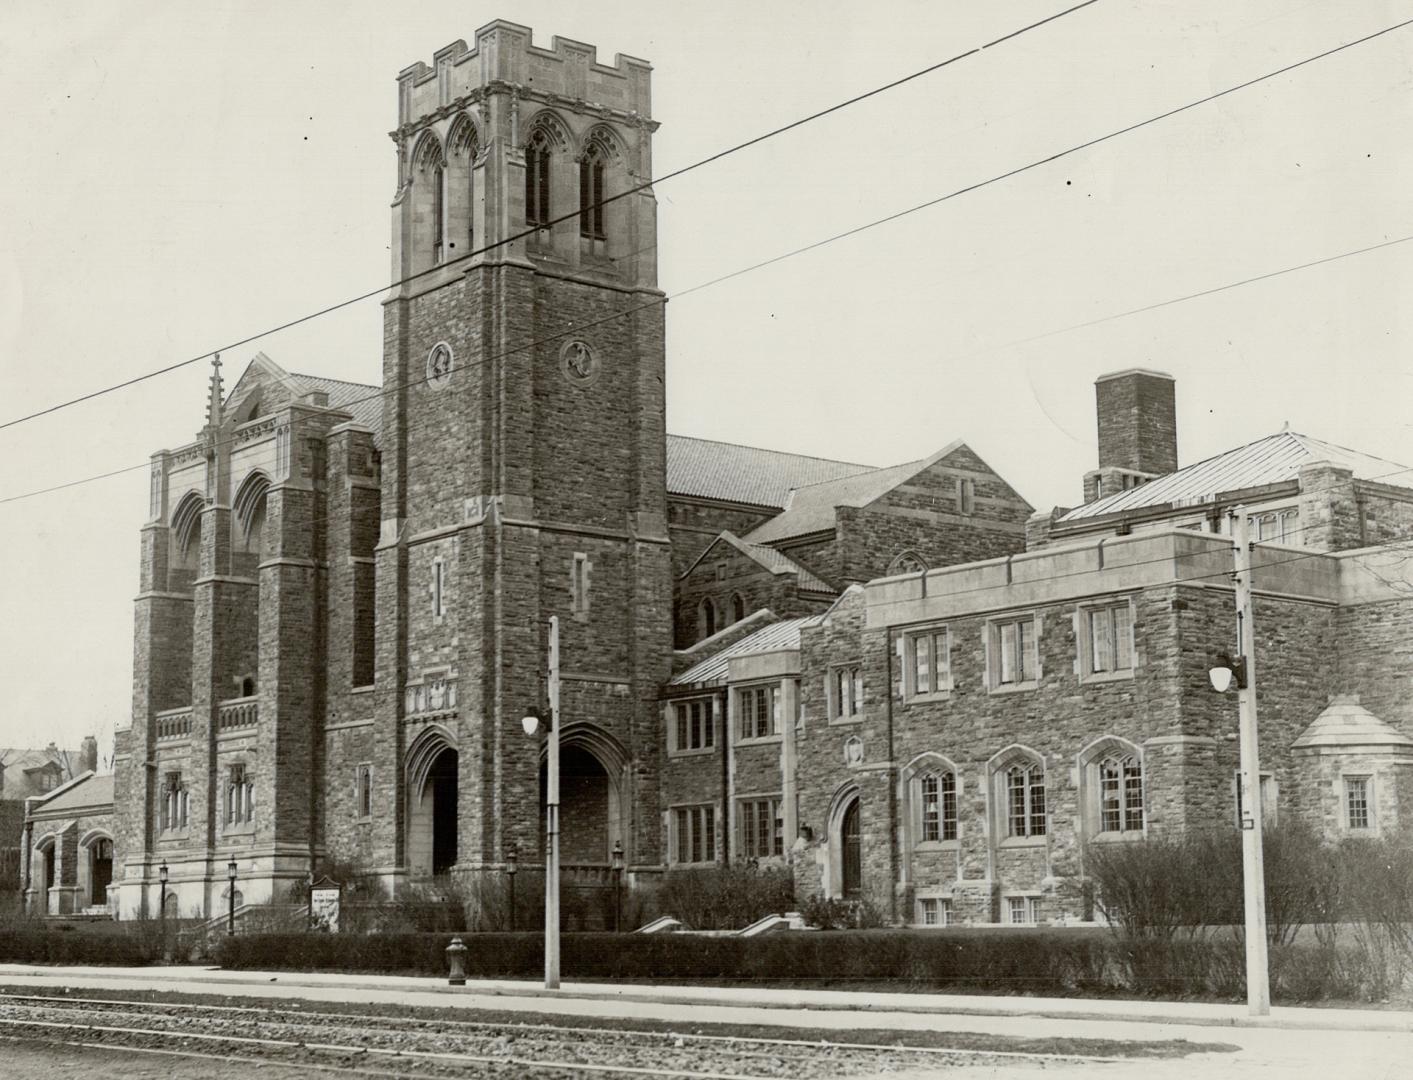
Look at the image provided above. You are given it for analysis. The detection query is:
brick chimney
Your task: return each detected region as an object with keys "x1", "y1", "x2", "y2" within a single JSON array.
[
  {"x1": 1083, "y1": 369, "x2": 1177, "y2": 503},
  {"x1": 80, "y1": 735, "x2": 98, "y2": 775}
]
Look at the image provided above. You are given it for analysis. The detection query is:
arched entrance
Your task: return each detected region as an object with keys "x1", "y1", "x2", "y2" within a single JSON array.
[
  {"x1": 824, "y1": 782, "x2": 862, "y2": 900},
  {"x1": 841, "y1": 798, "x2": 862, "y2": 899},
  {"x1": 429, "y1": 750, "x2": 459, "y2": 874},
  {"x1": 406, "y1": 726, "x2": 459, "y2": 878},
  {"x1": 88, "y1": 837, "x2": 113, "y2": 907},
  {"x1": 539, "y1": 724, "x2": 630, "y2": 865}
]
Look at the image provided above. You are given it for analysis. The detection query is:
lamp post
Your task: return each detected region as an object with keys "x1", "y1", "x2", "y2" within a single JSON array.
[
  {"x1": 1208, "y1": 508, "x2": 1270, "y2": 1016},
  {"x1": 611, "y1": 840, "x2": 624, "y2": 933},
  {"x1": 522, "y1": 615, "x2": 561, "y2": 990},
  {"x1": 227, "y1": 860, "x2": 238, "y2": 937},
  {"x1": 158, "y1": 861, "x2": 169, "y2": 927},
  {"x1": 506, "y1": 845, "x2": 518, "y2": 932}
]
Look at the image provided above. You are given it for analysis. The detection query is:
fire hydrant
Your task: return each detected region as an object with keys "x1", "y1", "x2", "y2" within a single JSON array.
[{"x1": 446, "y1": 937, "x2": 468, "y2": 986}]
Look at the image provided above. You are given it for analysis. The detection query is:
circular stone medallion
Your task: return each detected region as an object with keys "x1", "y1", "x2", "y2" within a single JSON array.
[
  {"x1": 560, "y1": 339, "x2": 600, "y2": 386},
  {"x1": 426, "y1": 342, "x2": 454, "y2": 390}
]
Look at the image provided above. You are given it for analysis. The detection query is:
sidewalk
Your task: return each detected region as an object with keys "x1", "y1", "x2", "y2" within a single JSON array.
[{"x1": 0, "y1": 962, "x2": 1407, "y2": 1033}]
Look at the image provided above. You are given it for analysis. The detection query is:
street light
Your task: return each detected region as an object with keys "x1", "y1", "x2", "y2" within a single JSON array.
[
  {"x1": 158, "y1": 861, "x2": 169, "y2": 926},
  {"x1": 506, "y1": 845, "x2": 518, "y2": 932},
  {"x1": 522, "y1": 615, "x2": 561, "y2": 990},
  {"x1": 611, "y1": 840, "x2": 624, "y2": 933},
  {"x1": 227, "y1": 860, "x2": 238, "y2": 937},
  {"x1": 1208, "y1": 509, "x2": 1270, "y2": 1016}
]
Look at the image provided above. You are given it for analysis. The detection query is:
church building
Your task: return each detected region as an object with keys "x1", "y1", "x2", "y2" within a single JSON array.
[{"x1": 56, "y1": 22, "x2": 1413, "y2": 925}]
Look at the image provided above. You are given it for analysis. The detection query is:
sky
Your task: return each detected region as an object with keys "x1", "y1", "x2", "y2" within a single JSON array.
[{"x1": 3, "y1": 0, "x2": 1413, "y2": 756}]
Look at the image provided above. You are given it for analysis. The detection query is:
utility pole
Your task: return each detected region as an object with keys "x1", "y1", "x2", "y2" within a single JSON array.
[
  {"x1": 545, "y1": 616, "x2": 561, "y2": 990},
  {"x1": 1230, "y1": 509, "x2": 1271, "y2": 1015}
]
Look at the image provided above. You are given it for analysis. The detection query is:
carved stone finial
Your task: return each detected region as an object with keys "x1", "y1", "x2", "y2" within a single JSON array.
[{"x1": 205, "y1": 354, "x2": 225, "y2": 434}]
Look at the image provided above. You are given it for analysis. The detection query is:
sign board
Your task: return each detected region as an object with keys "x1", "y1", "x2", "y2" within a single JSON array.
[{"x1": 310, "y1": 878, "x2": 342, "y2": 933}]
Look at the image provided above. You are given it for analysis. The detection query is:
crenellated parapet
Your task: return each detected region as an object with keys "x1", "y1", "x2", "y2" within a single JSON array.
[{"x1": 395, "y1": 21, "x2": 652, "y2": 133}]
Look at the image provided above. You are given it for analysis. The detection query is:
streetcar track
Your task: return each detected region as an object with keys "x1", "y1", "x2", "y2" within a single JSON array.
[
  {"x1": 0, "y1": 1016, "x2": 791, "y2": 1079},
  {"x1": 0, "y1": 991, "x2": 1144, "y2": 1064}
]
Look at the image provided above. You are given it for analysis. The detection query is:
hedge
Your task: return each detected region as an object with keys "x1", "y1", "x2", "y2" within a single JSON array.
[
  {"x1": 0, "y1": 925, "x2": 162, "y2": 966},
  {"x1": 216, "y1": 928, "x2": 1251, "y2": 996}
]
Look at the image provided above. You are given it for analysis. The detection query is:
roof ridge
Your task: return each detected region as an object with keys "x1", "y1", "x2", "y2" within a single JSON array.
[
  {"x1": 666, "y1": 432, "x2": 876, "y2": 470},
  {"x1": 1290, "y1": 431, "x2": 1412, "y2": 475},
  {"x1": 289, "y1": 372, "x2": 382, "y2": 391}
]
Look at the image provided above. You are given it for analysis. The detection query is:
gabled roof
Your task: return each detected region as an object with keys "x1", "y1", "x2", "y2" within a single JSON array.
[
  {"x1": 745, "y1": 441, "x2": 965, "y2": 544},
  {"x1": 665, "y1": 435, "x2": 873, "y2": 509},
  {"x1": 1293, "y1": 696, "x2": 1413, "y2": 753},
  {"x1": 1063, "y1": 431, "x2": 1413, "y2": 522},
  {"x1": 225, "y1": 353, "x2": 383, "y2": 440},
  {"x1": 28, "y1": 772, "x2": 114, "y2": 817},
  {"x1": 681, "y1": 532, "x2": 835, "y2": 594},
  {"x1": 289, "y1": 372, "x2": 383, "y2": 433},
  {"x1": 670, "y1": 616, "x2": 817, "y2": 687}
]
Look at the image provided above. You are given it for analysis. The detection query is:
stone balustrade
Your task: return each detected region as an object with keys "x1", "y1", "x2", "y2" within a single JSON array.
[
  {"x1": 154, "y1": 707, "x2": 193, "y2": 741},
  {"x1": 218, "y1": 696, "x2": 259, "y2": 732}
]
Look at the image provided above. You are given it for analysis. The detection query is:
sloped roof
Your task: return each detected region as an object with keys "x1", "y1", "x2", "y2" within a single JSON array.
[
  {"x1": 1293, "y1": 696, "x2": 1413, "y2": 752},
  {"x1": 683, "y1": 532, "x2": 835, "y2": 594},
  {"x1": 30, "y1": 773, "x2": 114, "y2": 817},
  {"x1": 670, "y1": 616, "x2": 816, "y2": 687},
  {"x1": 289, "y1": 373, "x2": 383, "y2": 433},
  {"x1": 665, "y1": 435, "x2": 872, "y2": 509},
  {"x1": 745, "y1": 442, "x2": 965, "y2": 544},
  {"x1": 1063, "y1": 431, "x2": 1413, "y2": 522}
]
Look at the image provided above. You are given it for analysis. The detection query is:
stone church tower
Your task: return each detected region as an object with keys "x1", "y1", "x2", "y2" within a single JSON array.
[
  {"x1": 370, "y1": 24, "x2": 670, "y2": 884},
  {"x1": 113, "y1": 24, "x2": 669, "y2": 918}
]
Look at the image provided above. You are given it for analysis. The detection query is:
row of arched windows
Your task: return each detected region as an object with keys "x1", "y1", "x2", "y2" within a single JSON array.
[
  {"x1": 697, "y1": 593, "x2": 748, "y2": 641},
  {"x1": 411, "y1": 114, "x2": 622, "y2": 268},
  {"x1": 902, "y1": 739, "x2": 1146, "y2": 848}
]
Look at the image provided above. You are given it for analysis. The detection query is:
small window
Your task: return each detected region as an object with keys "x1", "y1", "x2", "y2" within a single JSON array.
[
  {"x1": 918, "y1": 771, "x2": 958, "y2": 843},
  {"x1": 989, "y1": 616, "x2": 1039, "y2": 688},
  {"x1": 1345, "y1": 775, "x2": 1373, "y2": 831},
  {"x1": 739, "y1": 797, "x2": 784, "y2": 859},
  {"x1": 829, "y1": 666, "x2": 863, "y2": 720},
  {"x1": 731, "y1": 593, "x2": 746, "y2": 624},
  {"x1": 672, "y1": 699, "x2": 714, "y2": 753},
  {"x1": 1005, "y1": 763, "x2": 1046, "y2": 838},
  {"x1": 226, "y1": 764, "x2": 253, "y2": 826},
  {"x1": 1008, "y1": 896, "x2": 1038, "y2": 924},
  {"x1": 161, "y1": 772, "x2": 189, "y2": 832},
  {"x1": 571, "y1": 553, "x2": 591, "y2": 618},
  {"x1": 737, "y1": 685, "x2": 780, "y2": 740},
  {"x1": 698, "y1": 597, "x2": 717, "y2": 641},
  {"x1": 579, "y1": 146, "x2": 606, "y2": 240},
  {"x1": 905, "y1": 627, "x2": 950, "y2": 697},
  {"x1": 432, "y1": 559, "x2": 446, "y2": 620},
  {"x1": 919, "y1": 897, "x2": 952, "y2": 926},
  {"x1": 356, "y1": 764, "x2": 373, "y2": 820},
  {"x1": 1084, "y1": 602, "x2": 1134, "y2": 677},
  {"x1": 433, "y1": 162, "x2": 448, "y2": 264},
  {"x1": 673, "y1": 805, "x2": 716, "y2": 864},
  {"x1": 957, "y1": 477, "x2": 976, "y2": 515},
  {"x1": 526, "y1": 130, "x2": 552, "y2": 228},
  {"x1": 1097, "y1": 754, "x2": 1143, "y2": 833}
]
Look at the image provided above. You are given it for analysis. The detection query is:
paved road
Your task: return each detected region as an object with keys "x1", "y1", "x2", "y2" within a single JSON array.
[{"x1": 0, "y1": 964, "x2": 1407, "y2": 1079}]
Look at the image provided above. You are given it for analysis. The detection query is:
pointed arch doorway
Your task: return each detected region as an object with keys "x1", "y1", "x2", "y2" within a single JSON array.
[
  {"x1": 407, "y1": 727, "x2": 459, "y2": 878},
  {"x1": 539, "y1": 724, "x2": 630, "y2": 866}
]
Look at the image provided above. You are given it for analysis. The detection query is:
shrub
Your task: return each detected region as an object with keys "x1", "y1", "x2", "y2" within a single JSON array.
[{"x1": 656, "y1": 864, "x2": 793, "y2": 930}]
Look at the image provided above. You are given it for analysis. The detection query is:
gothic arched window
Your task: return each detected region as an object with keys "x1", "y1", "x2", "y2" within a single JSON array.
[
  {"x1": 699, "y1": 597, "x2": 717, "y2": 641},
  {"x1": 579, "y1": 144, "x2": 606, "y2": 239},
  {"x1": 730, "y1": 592, "x2": 746, "y2": 624},
  {"x1": 526, "y1": 130, "x2": 552, "y2": 228}
]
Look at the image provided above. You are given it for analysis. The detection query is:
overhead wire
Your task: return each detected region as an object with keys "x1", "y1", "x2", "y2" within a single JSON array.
[
  {"x1": 0, "y1": 0, "x2": 1102, "y2": 433},
  {"x1": 6, "y1": 13, "x2": 1413, "y2": 509}
]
